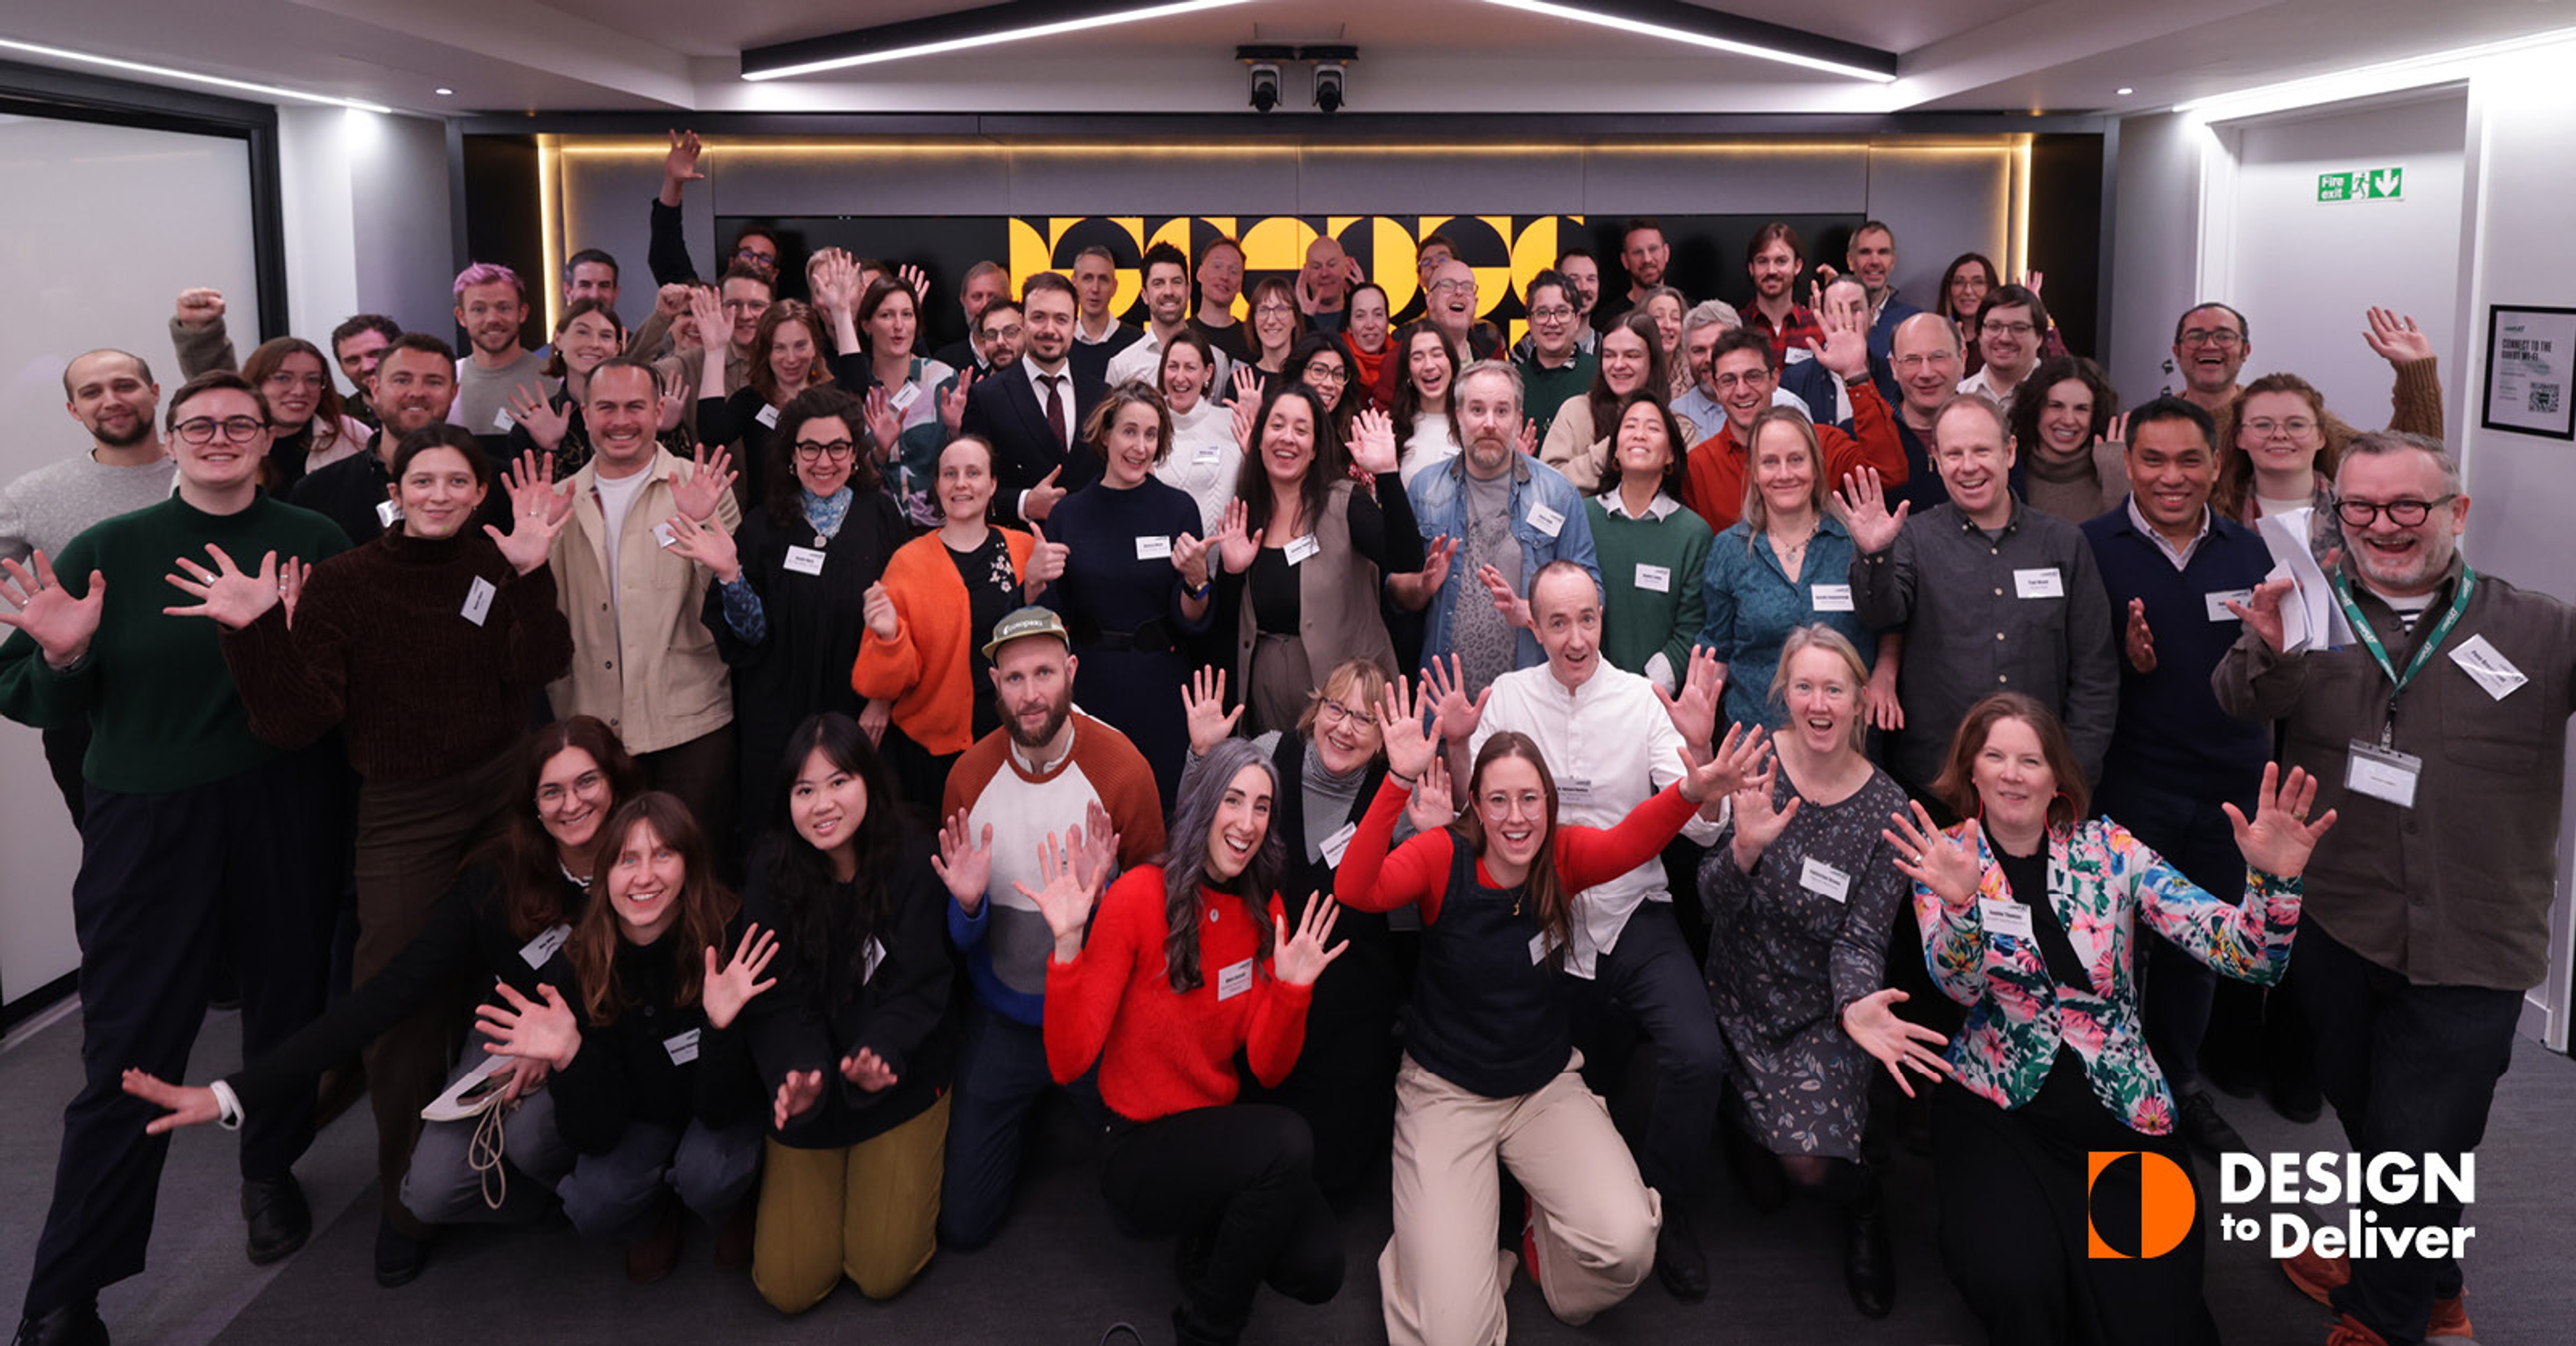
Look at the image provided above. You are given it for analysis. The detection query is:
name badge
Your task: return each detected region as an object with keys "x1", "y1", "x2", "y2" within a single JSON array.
[
  {"x1": 662, "y1": 1029, "x2": 701, "y2": 1066},
  {"x1": 2205, "y1": 589, "x2": 2254, "y2": 622},
  {"x1": 2449, "y1": 635, "x2": 2528, "y2": 701},
  {"x1": 1191, "y1": 446, "x2": 1224, "y2": 467},
  {"x1": 1135, "y1": 534, "x2": 1173, "y2": 561},
  {"x1": 1811, "y1": 583, "x2": 1855, "y2": 613},
  {"x1": 1556, "y1": 778, "x2": 1594, "y2": 805},
  {"x1": 1799, "y1": 856, "x2": 1851, "y2": 903},
  {"x1": 1978, "y1": 897, "x2": 2036, "y2": 943},
  {"x1": 518, "y1": 923, "x2": 570, "y2": 969},
  {"x1": 1319, "y1": 820, "x2": 1357, "y2": 868},
  {"x1": 1526, "y1": 501, "x2": 1566, "y2": 537},
  {"x1": 1283, "y1": 534, "x2": 1321, "y2": 566},
  {"x1": 654, "y1": 521, "x2": 678, "y2": 549},
  {"x1": 784, "y1": 545, "x2": 826, "y2": 575},
  {"x1": 1528, "y1": 930, "x2": 1555, "y2": 966},
  {"x1": 2345, "y1": 741, "x2": 2422, "y2": 809},
  {"x1": 1633, "y1": 563, "x2": 1670, "y2": 593},
  {"x1": 461, "y1": 575, "x2": 497, "y2": 626},
  {"x1": 1215, "y1": 957, "x2": 1254, "y2": 1001},
  {"x1": 888, "y1": 382, "x2": 922, "y2": 413},
  {"x1": 492, "y1": 407, "x2": 515, "y2": 432},
  {"x1": 755, "y1": 403, "x2": 780, "y2": 428},
  {"x1": 376, "y1": 499, "x2": 403, "y2": 528},
  {"x1": 2013, "y1": 568, "x2": 2064, "y2": 600},
  {"x1": 860, "y1": 937, "x2": 886, "y2": 985}
]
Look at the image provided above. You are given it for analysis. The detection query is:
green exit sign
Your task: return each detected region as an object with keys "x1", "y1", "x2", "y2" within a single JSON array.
[{"x1": 2318, "y1": 167, "x2": 2404, "y2": 202}]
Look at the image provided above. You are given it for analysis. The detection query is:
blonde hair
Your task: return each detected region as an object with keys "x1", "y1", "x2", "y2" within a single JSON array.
[
  {"x1": 1768, "y1": 625, "x2": 1870, "y2": 753},
  {"x1": 1738, "y1": 407, "x2": 1830, "y2": 543}
]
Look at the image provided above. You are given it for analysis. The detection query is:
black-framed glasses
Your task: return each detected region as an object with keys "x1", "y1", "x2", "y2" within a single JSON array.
[
  {"x1": 174, "y1": 416, "x2": 266, "y2": 444},
  {"x1": 2334, "y1": 494, "x2": 2456, "y2": 528},
  {"x1": 793, "y1": 440, "x2": 857, "y2": 462},
  {"x1": 1528, "y1": 305, "x2": 1576, "y2": 323},
  {"x1": 1302, "y1": 365, "x2": 1348, "y2": 385},
  {"x1": 2178, "y1": 328, "x2": 2245, "y2": 348}
]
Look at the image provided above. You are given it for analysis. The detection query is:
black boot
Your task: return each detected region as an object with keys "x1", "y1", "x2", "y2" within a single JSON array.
[
  {"x1": 1654, "y1": 1203, "x2": 1709, "y2": 1302},
  {"x1": 11, "y1": 1303, "x2": 107, "y2": 1346},
  {"x1": 374, "y1": 1210, "x2": 434, "y2": 1288},
  {"x1": 241, "y1": 1174, "x2": 312, "y2": 1265},
  {"x1": 1719, "y1": 1117, "x2": 1790, "y2": 1214},
  {"x1": 1842, "y1": 1170, "x2": 1894, "y2": 1318}
]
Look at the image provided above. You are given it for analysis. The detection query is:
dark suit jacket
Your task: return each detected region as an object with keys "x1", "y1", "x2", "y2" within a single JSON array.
[
  {"x1": 959, "y1": 358, "x2": 1103, "y2": 521},
  {"x1": 931, "y1": 338, "x2": 986, "y2": 380}
]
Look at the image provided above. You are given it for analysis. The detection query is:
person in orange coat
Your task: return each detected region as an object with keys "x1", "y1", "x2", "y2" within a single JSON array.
[{"x1": 1679, "y1": 313, "x2": 1905, "y2": 532}]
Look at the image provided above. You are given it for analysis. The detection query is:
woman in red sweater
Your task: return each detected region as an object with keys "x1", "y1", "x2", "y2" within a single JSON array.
[{"x1": 1028, "y1": 735, "x2": 1350, "y2": 1346}]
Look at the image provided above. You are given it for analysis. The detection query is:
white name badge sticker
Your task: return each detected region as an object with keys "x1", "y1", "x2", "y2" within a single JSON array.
[
  {"x1": 1799, "y1": 856, "x2": 1852, "y2": 904},
  {"x1": 1634, "y1": 563, "x2": 1671, "y2": 594},
  {"x1": 2205, "y1": 589, "x2": 2255, "y2": 622},
  {"x1": 2449, "y1": 635, "x2": 2528, "y2": 701},
  {"x1": 518, "y1": 923, "x2": 571, "y2": 970},
  {"x1": 492, "y1": 407, "x2": 515, "y2": 432},
  {"x1": 860, "y1": 937, "x2": 886, "y2": 985},
  {"x1": 1216, "y1": 957, "x2": 1255, "y2": 1001},
  {"x1": 1978, "y1": 898, "x2": 2036, "y2": 944},
  {"x1": 662, "y1": 1029, "x2": 701, "y2": 1066},
  {"x1": 1135, "y1": 534, "x2": 1173, "y2": 561},
  {"x1": 1319, "y1": 821, "x2": 1358, "y2": 868},
  {"x1": 755, "y1": 403, "x2": 781, "y2": 428},
  {"x1": 1283, "y1": 534, "x2": 1322, "y2": 566},
  {"x1": 1529, "y1": 931, "x2": 1554, "y2": 966},
  {"x1": 2345, "y1": 741, "x2": 2422, "y2": 809},
  {"x1": 1811, "y1": 583, "x2": 1856, "y2": 613},
  {"x1": 461, "y1": 576, "x2": 497, "y2": 627},
  {"x1": 1526, "y1": 501, "x2": 1566, "y2": 537},
  {"x1": 1191, "y1": 446, "x2": 1224, "y2": 467},
  {"x1": 1556, "y1": 778, "x2": 1594, "y2": 806},
  {"x1": 784, "y1": 545, "x2": 827, "y2": 575},
  {"x1": 376, "y1": 499, "x2": 403, "y2": 528},
  {"x1": 654, "y1": 521, "x2": 678, "y2": 549},
  {"x1": 888, "y1": 382, "x2": 922, "y2": 413},
  {"x1": 2013, "y1": 568, "x2": 2065, "y2": 600}
]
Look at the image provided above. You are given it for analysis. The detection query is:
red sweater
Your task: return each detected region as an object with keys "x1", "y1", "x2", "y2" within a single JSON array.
[
  {"x1": 1332, "y1": 779, "x2": 1701, "y2": 923},
  {"x1": 1043, "y1": 866, "x2": 1313, "y2": 1122}
]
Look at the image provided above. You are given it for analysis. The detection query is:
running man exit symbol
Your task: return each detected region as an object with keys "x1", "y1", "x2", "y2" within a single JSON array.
[{"x1": 2318, "y1": 168, "x2": 2404, "y2": 202}]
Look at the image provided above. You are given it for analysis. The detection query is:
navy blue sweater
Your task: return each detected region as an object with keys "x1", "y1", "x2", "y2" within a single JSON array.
[{"x1": 2080, "y1": 501, "x2": 2275, "y2": 800}]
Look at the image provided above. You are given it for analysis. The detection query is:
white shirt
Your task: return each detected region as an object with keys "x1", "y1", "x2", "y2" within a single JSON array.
[
  {"x1": 1957, "y1": 364, "x2": 2027, "y2": 417},
  {"x1": 1104, "y1": 327, "x2": 1232, "y2": 390},
  {"x1": 1155, "y1": 398, "x2": 1241, "y2": 535},
  {"x1": 1022, "y1": 358, "x2": 1076, "y2": 454},
  {"x1": 1469, "y1": 663, "x2": 1725, "y2": 977},
  {"x1": 2126, "y1": 495, "x2": 2211, "y2": 570},
  {"x1": 1399, "y1": 411, "x2": 1458, "y2": 490},
  {"x1": 591, "y1": 466, "x2": 650, "y2": 632}
]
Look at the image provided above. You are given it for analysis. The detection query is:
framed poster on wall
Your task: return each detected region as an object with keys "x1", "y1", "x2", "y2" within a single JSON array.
[{"x1": 2482, "y1": 305, "x2": 2576, "y2": 441}]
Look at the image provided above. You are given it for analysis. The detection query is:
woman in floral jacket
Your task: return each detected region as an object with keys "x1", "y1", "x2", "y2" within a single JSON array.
[{"x1": 1884, "y1": 692, "x2": 2336, "y2": 1346}]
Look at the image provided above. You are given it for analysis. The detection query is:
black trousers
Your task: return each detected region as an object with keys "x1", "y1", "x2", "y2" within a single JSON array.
[
  {"x1": 1099, "y1": 1104, "x2": 1343, "y2": 1336},
  {"x1": 637, "y1": 723, "x2": 738, "y2": 876},
  {"x1": 40, "y1": 719, "x2": 89, "y2": 831},
  {"x1": 1574, "y1": 902, "x2": 1731, "y2": 1201},
  {"x1": 2293, "y1": 923, "x2": 2520, "y2": 1345},
  {"x1": 2094, "y1": 774, "x2": 2252, "y2": 1094},
  {"x1": 21, "y1": 748, "x2": 341, "y2": 1318}
]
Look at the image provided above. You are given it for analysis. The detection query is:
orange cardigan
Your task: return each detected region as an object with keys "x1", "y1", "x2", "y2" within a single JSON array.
[{"x1": 852, "y1": 526, "x2": 1034, "y2": 756}]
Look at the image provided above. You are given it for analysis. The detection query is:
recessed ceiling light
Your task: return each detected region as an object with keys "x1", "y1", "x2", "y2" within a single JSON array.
[
  {"x1": 435, "y1": 87, "x2": 454, "y2": 97},
  {"x1": 0, "y1": 37, "x2": 394, "y2": 113},
  {"x1": 2116, "y1": 87, "x2": 2134, "y2": 96}
]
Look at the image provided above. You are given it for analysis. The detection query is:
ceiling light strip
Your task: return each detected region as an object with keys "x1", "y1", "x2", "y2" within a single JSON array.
[
  {"x1": 743, "y1": 0, "x2": 1254, "y2": 81},
  {"x1": 1474, "y1": 0, "x2": 1897, "y2": 84},
  {"x1": 0, "y1": 37, "x2": 396, "y2": 113},
  {"x1": 2171, "y1": 25, "x2": 2576, "y2": 119}
]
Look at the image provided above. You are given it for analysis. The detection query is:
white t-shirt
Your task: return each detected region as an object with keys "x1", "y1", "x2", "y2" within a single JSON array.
[
  {"x1": 593, "y1": 467, "x2": 650, "y2": 609},
  {"x1": 1400, "y1": 411, "x2": 1459, "y2": 490}
]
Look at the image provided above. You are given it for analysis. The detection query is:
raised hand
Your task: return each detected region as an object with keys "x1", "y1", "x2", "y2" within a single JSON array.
[
  {"x1": 488, "y1": 452, "x2": 572, "y2": 576},
  {"x1": 174, "y1": 287, "x2": 225, "y2": 329},
  {"x1": 1012, "y1": 829, "x2": 1104, "y2": 954},
  {"x1": 0, "y1": 552, "x2": 108, "y2": 667},
  {"x1": 2362, "y1": 306, "x2": 2434, "y2": 366},
  {"x1": 940, "y1": 367, "x2": 975, "y2": 434},
  {"x1": 2096, "y1": 411, "x2": 2131, "y2": 450},
  {"x1": 2019, "y1": 270, "x2": 2045, "y2": 296},
  {"x1": 671, "y1": 443, "x2": 738, "y2": 523},
  {"x1": 507, "y1": 382, "x2": 569, "y2": 450},
  {"x1": 1884, "y1": 800, "x2": 1982, "y2": 909},
  {"x1": 474, "y1": 981, "x2": 582, "y2": 1070},
  {"x1": 1172, "y1": 529, "x2": 1215, "y2": 592},
  {"x1": 1477, "y1": 563, "x2": 1532, "y2": 631},
  {"x1": 1022, "y1": 467, "x2": 1067, "y2": 524},
  {"x1": 1839, "y1": 988, "x2": 1951, "y2": 1098},
  {"x1": 862, "y1": 580, "x2": 900, "y2": 641},
  {"x1": 161, "y1": 544, "x2": 281, "y2": 631},
  {"x1": 900, "y1": 264, "x2": 930, "y2": 306},
  {"x1": 1680, "y1": 723, "x2": 1772, "y2": 804},
  {"x1": 1421, "y1": 652, "x2": 1489, "y2": 745},
  {"x1": 1406, "y1": 751, "x2": 1456, "y2": 835},
  {"x1": 1348, "y1": 407, "x2": 1399, "y2": 476},
  {"x1": 1377, "y1": 674, "x2": 1443, "y2": 782},
  {"x1": 930, "y1": 809, "x2": 995, "y2": 914},
  {"x1": 1515, "y1": 417, "x2": 1538, "y2": 460},
  {"x1": 1407, "y1": 533, "x2": 1458, "y2": 603},
  {"x1": 2224, "y1": 577, "x2": 2294, "y2": 656},
  {"x1": 686, "y1": 284, "x2": 730, "y2": 356},
  {"x1": 120, "y1": 1070, "x2": 221, "y2": 1135},
  {"x1": 809, "y1": 249, "x2": 859, "y2": 320},
  {"x1": 699, "y1": 923, "x2": 780, "y2": 1031},
  {"x1": 654, "y1": 282, "x2": 694, "y2": 320},
  {"x1": 1212, "y1": 498, "x2": 1261, "y2": 574},
  {"x1": 663, "y1": 511, "x2": 741, "y2": 584},
  {"x1": 1728, "y1": 764, "x2": 1800, "y2": 869},
  {"x1": 1806, "y1": 315, "x2": 1870, "y2": 382},
  {"x1": 1230, "y1": 393, "x2": 1258, "y2": 455},
  {"x1": 842, "y1": 1048, "x2": 898, "y2": 1093},
  {"x1": 2123, "y1": 597, "x2": 2157, "y2": 674},
  {"x1": 1835, "y1": 466, "x2": 1909, "y2": 555},
  {"x1": 1271, "y1": 896, "x2": 1350, "y2": 987},
  {"x1": 1230, "y1": 364, "x2": 1260, "y2": 409},
  {"x1": 862, "y1": 385, "x2": 902, "y2": 462},
  {"x1": 1181, "y1": 666, "x2": 1244, "y2": 756},
  {"x1": 773, "y1": 1069, "x2": 825, "y2": 1128},
  {"x1": 1652, "y1": 643, "x2": 1725, "y2": 753},
  {"x1": 1073, "y1": 800, "x2": 1119, "y2": 902},
  {"x1": 1021, "y1": 522, "x2": 1068, "y2": 597},
  {"x1": 2224, "y1": 762, "x2": 2339, "y2": 879},
  {"x1": 662, "y1": 128, "x2": 704, "y2": 194}
]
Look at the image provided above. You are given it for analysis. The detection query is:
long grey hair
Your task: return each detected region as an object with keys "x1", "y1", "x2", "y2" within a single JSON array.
[{"x1": 1157, "y1": 737, "x2": 1285, "y2": 992}]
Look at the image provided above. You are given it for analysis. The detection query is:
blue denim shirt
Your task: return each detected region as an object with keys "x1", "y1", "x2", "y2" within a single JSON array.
[{"x1": 1406, "y1": 452, "x2": 1601, "y2": 673}]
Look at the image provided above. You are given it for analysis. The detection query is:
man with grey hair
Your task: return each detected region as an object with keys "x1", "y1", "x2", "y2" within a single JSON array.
[
  {"x1": 2218, "y1": 431, "x2": 2571, "y2": 1346},
  {"x1": 1404, "y1": 360, "x2": 1599, "y2": 692},
  {"x1": 1887, "y1": 312, "x2": 1968, "y2": 514}
]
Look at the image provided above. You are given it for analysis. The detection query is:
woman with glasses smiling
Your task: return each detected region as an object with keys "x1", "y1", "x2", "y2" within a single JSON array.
[
  {"x1": 2210, "y1": 310, "x2": 2447, "y2": 562},
  {"x1": 239, "y1": 337, "x2": 371, "y2": 492},
  {"x1": 1227, "y1": 277, "x2": 1306, "y2": 407},
  {"x1": 1283, "y1": 333, "x2": 1359, "y2": 446},
  {"x1": 667, "y1": 386, "x2": 908, "y2": 849}
]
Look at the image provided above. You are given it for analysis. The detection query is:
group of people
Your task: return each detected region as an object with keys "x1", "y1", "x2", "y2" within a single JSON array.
[{"x1": 0, "y1": 140, "x2": 2562, "y2": 1346}]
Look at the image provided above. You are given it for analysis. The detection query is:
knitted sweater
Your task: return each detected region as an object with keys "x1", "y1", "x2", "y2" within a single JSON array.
[
  {"x1": 852, "y1": 527, "x2": 1036, "y2": 757},
  {"x1": 0, "y1": 452, "x2": 176, "y2": 564}
]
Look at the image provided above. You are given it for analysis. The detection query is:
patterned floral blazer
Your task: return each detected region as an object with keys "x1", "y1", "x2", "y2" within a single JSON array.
[{"x1": 1914, "y1": 818, "x2": 2301, "y2": 1134}]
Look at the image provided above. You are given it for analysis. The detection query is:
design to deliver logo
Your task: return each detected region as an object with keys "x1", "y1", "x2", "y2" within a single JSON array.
[{"x1": 2086, "y1": 1150, "x2": 2197, "y2": 1259}]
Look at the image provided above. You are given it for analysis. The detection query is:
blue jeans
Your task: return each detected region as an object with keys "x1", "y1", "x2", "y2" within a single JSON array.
[
  {"x1": 937, "y1": 998, "x2": 1102, "y2": 1251},
  {"x1": 558, "y1": 1115, "x2": 763, "y2": 1243}
]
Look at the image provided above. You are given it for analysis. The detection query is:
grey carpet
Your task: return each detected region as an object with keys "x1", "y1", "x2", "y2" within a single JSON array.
[{"x1": 3, "y1": 1003, "x2": 2570, "y2": 1344}]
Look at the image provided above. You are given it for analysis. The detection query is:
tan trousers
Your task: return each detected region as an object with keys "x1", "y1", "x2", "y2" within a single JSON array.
[
  {"x1": 1379, "y1": 1053, "x2": 1660, "y2": 1346},
  {"x1": 752, "y1": 1092, "x2": 949, "y2": 1314}
]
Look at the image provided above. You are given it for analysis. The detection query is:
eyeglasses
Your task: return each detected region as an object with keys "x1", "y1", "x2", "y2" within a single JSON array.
[
  {"x1": 793, "y1": 439, "x2": 857, "y2": 461},
  {"x1": 2178, "y1": 328, "x2": 2244, "y2": 348},
  {"x1": 1429, "y1": 278, "x2": 1477, "y2": 295},
  {"x1": 733, "y1": 246, "x2": 775, "y2": 263},
  {"x1": 979, "y1": 323, "x2": 1024, "y2": 342},
  {"x1": 1710, "y1": 372, "x2": 1772, "y2": 393},
  {"x1": 1302, "y1": 366, "x2": 1348, "y2": 386},
  {"x1": 1892, "y1": 354, "x2": 1956, "y2": 372},
  {"x1": 1312, "y1": 698, "x2": 1372, "y2": 727},
  {"x1": 1528, "y1": 305, "x2": 1575, "y2": 323},
  {"x1": 1254, "y1": 303, "x2": 1295, "y2": 318},
  {"x1": 2241, "y1": 417, "x2": 2317, "y2": 439},
  {"x1": 536, "y1": 771, "x2": 605, "y2": 807},
  {"x1": 174, "y1": 416, "x2": 266, "y2": 444},
  {"x1": 2334, "y1": 495, "x2": 2456, "y2": 528},
  {"x1": 1980, "y1": 320, "x2": 2037, "y2": 338}
]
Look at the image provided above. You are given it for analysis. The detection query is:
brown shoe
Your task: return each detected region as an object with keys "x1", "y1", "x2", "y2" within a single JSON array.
[
  {"x1": 714, "y1": 1201, "x2": 755, "y2": 1270},
  {"x1": 625, "y1": 1206, "x2": 682, "y2": 1285},
  {"x1": 2282, "y1": 1247, "x2": 2351, "y2": 1306},
  {"x1": 2428, "y1": 1291, "x2": 2473, "y2": 1338}
]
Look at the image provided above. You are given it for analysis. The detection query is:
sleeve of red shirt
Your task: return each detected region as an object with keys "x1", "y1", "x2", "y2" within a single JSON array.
[
  {"x1": 1042, "y1": 868, "x2": 1151, "y2": 1084},
  {"x1": 1554, "y1": 782, "x2": 1699, "y2": 892},
  {"x1": 1246, "y1": 894, "x2": 1316, "y2": 1088},
  {"x1": 1824, "y1": 380, "x2": 1907, "y2": 490},
  {"x1": 1331, "y1": 776, "x2": 1452, "y2": 924}
]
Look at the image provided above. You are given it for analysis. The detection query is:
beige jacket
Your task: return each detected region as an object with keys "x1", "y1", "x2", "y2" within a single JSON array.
[{"x1": 545, "y1": 446, "x2": 743, "y2": 753}]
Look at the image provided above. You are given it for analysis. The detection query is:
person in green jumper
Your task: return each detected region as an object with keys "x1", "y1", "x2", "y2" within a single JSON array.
[
  {"x1": 1513, "y1": 270, "x2": 1598, "y2": 445},
  {"x1": 1, "y1": 371, "x2": 350, "y2": 1346},
  {"x1": 1583, "y1": 390, "x2": 1712, "y2": 694}
]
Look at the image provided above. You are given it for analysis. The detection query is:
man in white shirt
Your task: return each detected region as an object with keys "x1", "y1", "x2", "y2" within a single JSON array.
[
  {"x1": 1441, "y1": 560, "x2": 1733, "y2": 1303},
  {"x1": 1104, "y1": 244, "x2": 1229, "y2": 388}
]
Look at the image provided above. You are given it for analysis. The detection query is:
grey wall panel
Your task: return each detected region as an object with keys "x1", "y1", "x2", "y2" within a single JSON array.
[
  {"x1": 1582, "y1": 144, "x2": 1871, "y2": 215},
  {"x1": 352, "y1": 113, "x2": 462, "y2": 333},
  {"x1": 1004, "y1": 146, "x2": 1305, "y2": 217},
  {"x1": 1295, "y1": 147, "x2": 1588, "y2": 215},
  {"x1": 2104, "y1": 112, "x2": 2202, "y2": 406},
  {"x1": 714, "y1": 144, "x2": 1017, "y2": 218},
  {"x1": 1862, "y1": 144, "x2": 2016, "y2": 313}
]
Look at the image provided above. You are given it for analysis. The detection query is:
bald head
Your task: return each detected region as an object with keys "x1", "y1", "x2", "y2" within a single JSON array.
[
  {"x1": 1890, "y1": 311, "x2": 1964, "y2": 419},
  {"x1": 1302, "y1": 236, "x2": 1350, "y2": 308}
]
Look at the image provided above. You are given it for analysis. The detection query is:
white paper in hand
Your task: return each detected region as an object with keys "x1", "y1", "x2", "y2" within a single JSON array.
[{"x1": 2255, "y1": 508, "x2": 2355, "y2": 653}]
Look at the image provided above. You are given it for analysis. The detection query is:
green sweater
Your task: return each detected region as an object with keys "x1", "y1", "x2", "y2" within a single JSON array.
[
  {"x1": 1515, "y1": 348, "x2": 1599, "y2": 443},
  {"x1": 0, "y1": 492, "x2": 348, "y2": 792},
  {"x1": 1585, "y1": 491, "x2": 1713, "y2": 688}
]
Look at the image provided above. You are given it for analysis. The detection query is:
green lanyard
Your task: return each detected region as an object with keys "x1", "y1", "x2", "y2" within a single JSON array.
[{"x1": 2330, "y1": 567, "x2": 2476, "y2": 747}]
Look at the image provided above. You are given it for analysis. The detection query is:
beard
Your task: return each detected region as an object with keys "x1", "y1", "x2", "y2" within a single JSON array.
[
  {"x1": 1002, "y1": 692, "x2": 1071, "y2": 750},
  {"x1": 88, "y1": 409, "x2": 154, "y2": 448}
]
